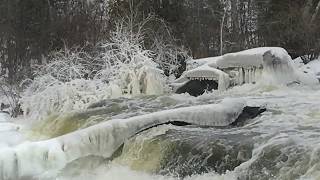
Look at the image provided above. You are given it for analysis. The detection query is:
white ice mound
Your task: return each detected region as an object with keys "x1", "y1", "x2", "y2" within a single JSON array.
[
  {"x1": 0, "y1": 98, "x2": 245, "y2": 179},
  {"x1": 304, "y1": 58, "x2": 320, "y2": 80},
  {"x1": 187, "y1": 47, "x2": 284, "y2": 70},
  {"x1": 176, "y1": 47, "x2": 318, "y2": 89},
  {"x1": 261, "y1": 50, "x2": 319, "y2": 86}
]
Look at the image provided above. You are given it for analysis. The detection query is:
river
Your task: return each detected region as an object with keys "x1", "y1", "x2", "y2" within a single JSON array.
[{"x1": 1, "y1": 82, "x2": 320, "y2": 180}]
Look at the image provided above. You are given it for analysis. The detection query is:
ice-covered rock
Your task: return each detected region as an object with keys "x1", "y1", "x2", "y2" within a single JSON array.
[
  {"x1": 175, "y1": 80, "x2": 218, "y2": 97},
  {"x1": 305, "y1": 58, "x2": 320, "y2": 81},
  {"x1": 186, "y1": 47, "x2": 282, "y2": 70},
  {"x1": 0, "y1": 98, "x2": 246, "y2": 179},
  {"x1": 174, "y1": 47, "x2": 318, "y2": 95},
  {"x1": 261, "y1": 50, "x2": 319, "y2": 86}
]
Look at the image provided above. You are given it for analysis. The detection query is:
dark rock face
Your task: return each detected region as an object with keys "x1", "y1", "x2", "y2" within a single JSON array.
[
  {"x1": 231, "y1": 106, "x2": 266, "y2": 126},
  {"x1": 0, "y1": 103, "x2": 9, "y2": 111},
  {"x1": 0, "y1": 111, "x2": 10, "y2": 115},
  {"x1": 176, "y1": 80, "x2": 218, "y2": 97}
]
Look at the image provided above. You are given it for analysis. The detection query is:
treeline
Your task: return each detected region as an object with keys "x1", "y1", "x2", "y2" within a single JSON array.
[{"x1": 1, "y1": 0, "x2": 320, "y2": 83}]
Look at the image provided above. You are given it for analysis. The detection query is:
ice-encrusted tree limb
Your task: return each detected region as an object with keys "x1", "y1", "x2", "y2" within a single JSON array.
[
  {"x1": 20, "y1": 8, "x2": 175, "y2": 120},
  {"x1": 0, "y1": 81, "x2": 21, "y2": 117}
]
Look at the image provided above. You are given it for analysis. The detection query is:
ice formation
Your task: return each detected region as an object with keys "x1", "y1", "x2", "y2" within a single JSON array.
[
  {"x1": 0, "y1": 98, "x2": 245, "y2": 179},
  {"x1": 21, "y1": 59, "x2": 168, "y2": 121},
  {"x1": 0, "y1": 112, "x2": 24, "y2": 149},
  {"x1": 261, "y1": 49, "x2": 319, "y2": 85},
  {"x1": 174, "y1": 47, "x2": 319, "y2": 92},
  {"x1": 183, "y1": 64, "x2": 230, "y2": 91}
]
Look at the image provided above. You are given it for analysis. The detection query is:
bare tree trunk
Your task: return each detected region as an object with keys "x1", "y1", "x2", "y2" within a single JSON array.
[
  {"x1": 220, "y1": 8, "x2": 226, "y2": 56},
  {"x1": 311, "y1": 0, "x2": 320, "y2": 23},
  {"x1": 303, "y1": 0, "x2": 313, "y2": 22}
]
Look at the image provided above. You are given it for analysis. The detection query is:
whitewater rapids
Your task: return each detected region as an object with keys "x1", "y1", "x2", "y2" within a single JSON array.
[
  {"x1": 2, "y1": 84, "x2": 320, "y2": 180},
  {"x1": 2, "y1": 47, "x2": 320, "y2": 179},
  {"x1": 0, "y1": 98, "x2": 245, "y2": 179}
]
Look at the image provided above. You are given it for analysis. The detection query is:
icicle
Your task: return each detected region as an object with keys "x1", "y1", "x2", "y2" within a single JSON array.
[
  {"x1": 252, "y1": 67, "x2": 257, "y2": 83},
  {"x1": 251, "y1": 68, "x2": 256, "y2": 83},
  {"x1": 239, "y1": 68, "x2": 244, "y2": 85},
  {"x1": 218, "y1": 73, "x2": 230, "y2": 91},
  {"x1": 248, "y1": 68, "x2": 253, "y2": 83},
  {"x1": 128, "y1": 72, "x2": 141, "y2": 95},
  {"x1": 244, "y1": 69, "x2": 248, "y2": 83}
]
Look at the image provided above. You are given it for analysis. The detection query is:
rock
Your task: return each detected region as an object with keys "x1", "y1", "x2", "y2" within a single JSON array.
[
  {"x1": 0, "y1": 103, "x2": 9, "y2": 111},
  {"x1": 231, "y1": 106, "x2": 266, "y2": 126},
  {"x1": 176, "y1": 80, "x2": 218, "y2": 97},
  {"x1": 136, "y1": 106, "x2": 266, "y2": 134}
]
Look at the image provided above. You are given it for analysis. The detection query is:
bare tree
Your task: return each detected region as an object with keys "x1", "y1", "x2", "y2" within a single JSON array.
[{"x1": 220, "y1": 0, "x2": 228, "y2": 56}]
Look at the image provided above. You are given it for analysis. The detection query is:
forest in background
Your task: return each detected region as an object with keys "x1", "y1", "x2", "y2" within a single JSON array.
[{"x1": 1, "y1": 0, "x2": 320, "y2": 84}]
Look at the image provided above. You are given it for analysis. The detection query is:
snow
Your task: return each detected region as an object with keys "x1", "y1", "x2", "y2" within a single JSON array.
[
  {"x1": 292, "y1": 56, "x2": 320, "y2": 82},
  {"x1": 188, "y1": 47, "x2": 286, "y2": 70},
  {"x1": 305, "y1": 58, "x2": 320, "y2": 79},
  {"x1": 184, "y1": 65, "x2": 227, "y2": 81},
  {"x1": 260, "y1": 50, "x2": 317, "y2": 85},
  {"x1": 175, "y1": 47, "x2": 319, "y2": 91},
  {"x1": 1, "y1": 47, "x2": 320, "y2": 179},
  {"x1": 182, "y1": 64, "x2": 230, "y2": 90},
  {"x1": 0, "y1": 98, "x2": 245, "y2": 179}
]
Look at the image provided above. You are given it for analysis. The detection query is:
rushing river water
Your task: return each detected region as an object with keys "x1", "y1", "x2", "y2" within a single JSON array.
[{"x1": 1, "y1": 83, "x2": 320, "y2": 180}]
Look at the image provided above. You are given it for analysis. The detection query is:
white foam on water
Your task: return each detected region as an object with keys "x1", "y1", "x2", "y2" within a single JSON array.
[
  {"x1": 57, "y1": 163, "x2": 236, "y2": 180},
  {"x1": 0, "y1": 113, "x2": 10, "y2": 122},
  {"x1": 0, "y1": 99, "x2": 245, "y2": 179},
  {"x1": 1, "y1": 46, "x2": 320, "y2": 179}
]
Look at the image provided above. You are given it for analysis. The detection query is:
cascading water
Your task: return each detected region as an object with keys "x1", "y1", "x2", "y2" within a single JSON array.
[
  {"x1": 4, "y1": 85, "x2": 320, "y2": 180},
  {"x1": 2, "y1": 48, "x2": 320, "y2": 180}
]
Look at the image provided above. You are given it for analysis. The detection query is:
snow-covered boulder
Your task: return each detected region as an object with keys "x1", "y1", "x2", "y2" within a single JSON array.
[
  {"x1": 186, "y1": 47, "x2": 280, "y2": 70},
  {"x1": 173, "y1": 47, "x2": 318, "y2": 96},
  {"x1": 304, "y1": 58, "x2": 320, "y2": 81},
  {"x1": 173, "y1": 64, "x2": 230, "y2": 96},
  {"x1": 261, "y1": 50, "x2": 319, "y2": 86},
  {"x1": 175, "y1": 80, "x2": 218, "y2": 97}
]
